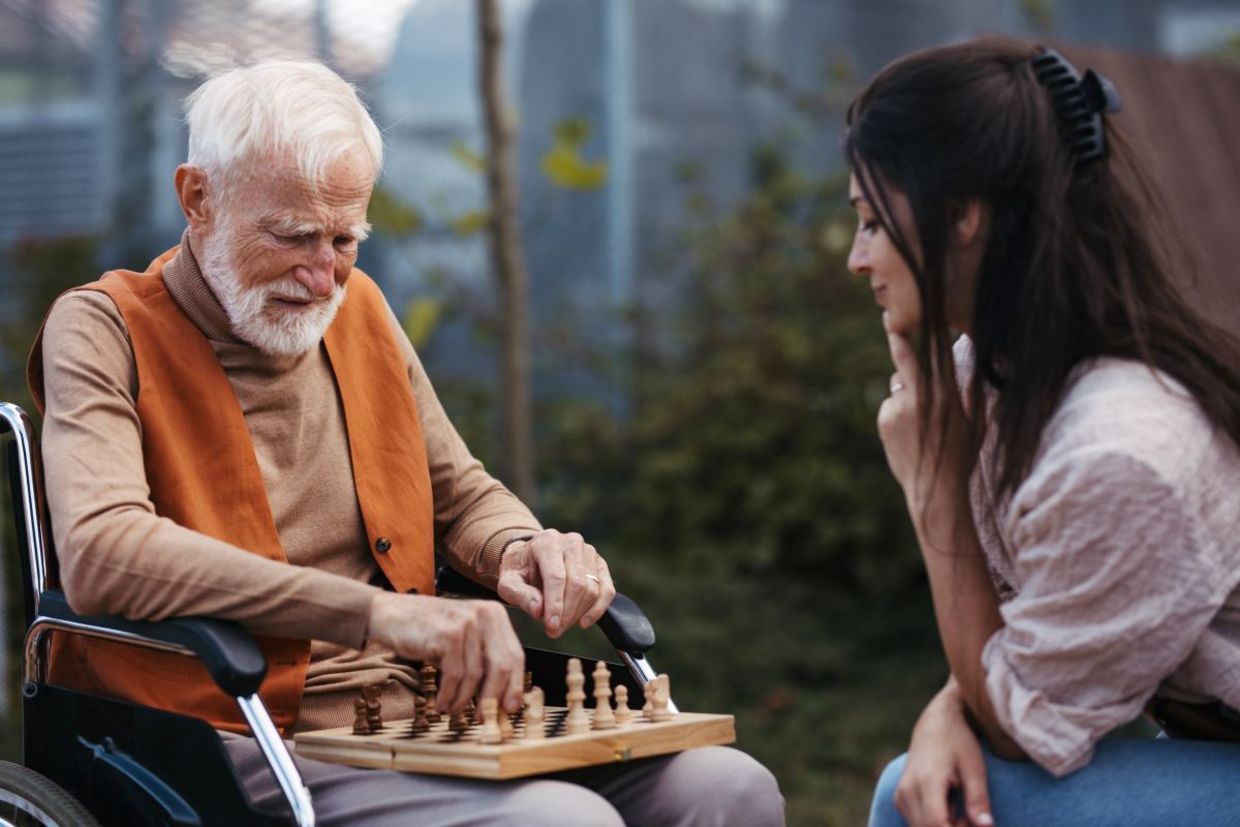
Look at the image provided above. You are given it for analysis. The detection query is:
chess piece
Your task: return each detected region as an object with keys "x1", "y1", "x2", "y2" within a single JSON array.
[
  {"x1": 642, "y1": 680, "x2": 654, "y2": 720},
  {"x1": 500, "y1": 708, "x2": 515, "y2": 741},
  {"x1": 523, "y1": 687, "x2": 545, "y2": 740},
  {"x1": 565, "y1": 657, "x2": 590, "y2": 735},
  {"x1": 524, "y1": 671, "x2": 534, "y2": 695},
  {"x1": 420, "y1": 665, "x2": 441, "y2": 724},
  {"x1": 592, "y1": 661, "x2": 616, "y2": 730},
  {"x1": 479, "y1": 697, "x2": 503, "y2": 744},
  {"x1": 448, "y1": 709, "x2": 469, "y2": 732},
  {"x1": 613, "y1": 685, "x2": 634, "y2": 726},
  {"x1": 362, "y1": 683, "x2": 384, "y2": 731},
  {"x1": 465, "y1": 698, "x2": 477, "y2": 726},
  {"x1": 411, "y1": 693, "x2": 431, "y2": 734},
  {"x1": 652, "y1": 674, "x2": 672, "y2": 722},
  {"x1": 352, "y1": 697, "x2": 370, "y2": 735}
]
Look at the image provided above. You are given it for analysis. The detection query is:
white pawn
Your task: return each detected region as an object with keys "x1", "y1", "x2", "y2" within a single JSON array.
[
  {"x1": 523, "y1": 687, "x2": 545, "y2": 740},
  {"x1": 565, "y1": 658, "x2": 590, "y2": 735},
  {"x1": 614, "y1": 685, "x2": 634, "y2": 726},
  {"x1": 642, "y1": 679, "x2": 655, "y2": 720},
  {"x1": 652, "y1": 674, "x2": 672, "y2": 722},
  {"x1": 592, "y1": 661, "x2": 616, "y2": 730},
  {"x1": 479, "y1": 697, "x2": 503, "y2": 744}
]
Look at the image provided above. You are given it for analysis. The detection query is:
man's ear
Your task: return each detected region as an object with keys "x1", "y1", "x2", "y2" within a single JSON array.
[
  {"x1": 949, "y1": 199, "x2": 986, "y2": 250},
  {"x1": 175, "y1": 164, "x2": 212, "y2": 231}
]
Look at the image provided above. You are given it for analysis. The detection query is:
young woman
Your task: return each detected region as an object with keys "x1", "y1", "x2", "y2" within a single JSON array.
[{"x1": 845, "y1": 38, "x2": 1240, "y2": 827}]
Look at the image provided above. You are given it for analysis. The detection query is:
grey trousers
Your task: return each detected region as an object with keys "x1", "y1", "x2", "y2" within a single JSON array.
[{"x1": 223, "y1": 737, "x2": 784, "y2": 826}]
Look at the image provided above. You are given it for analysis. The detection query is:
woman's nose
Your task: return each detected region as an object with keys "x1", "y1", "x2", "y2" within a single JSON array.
[{"x1": 847, "y1": 236, "x2": 869, "y2": 276}]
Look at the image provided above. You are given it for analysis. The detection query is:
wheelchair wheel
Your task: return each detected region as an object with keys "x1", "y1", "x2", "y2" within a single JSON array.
[{"x1": 0, "y1": 762, "x2": 100, "y2": 827}]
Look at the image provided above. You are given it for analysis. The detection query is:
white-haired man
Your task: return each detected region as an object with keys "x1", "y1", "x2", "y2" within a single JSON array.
[{"x1": 31, "y1": 60, "x2": 784, "y2": 825}]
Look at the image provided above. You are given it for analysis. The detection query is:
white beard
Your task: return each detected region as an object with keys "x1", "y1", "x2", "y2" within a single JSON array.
[{"x1": 199, "y1": 227, "x2": 345, "y2": 358}]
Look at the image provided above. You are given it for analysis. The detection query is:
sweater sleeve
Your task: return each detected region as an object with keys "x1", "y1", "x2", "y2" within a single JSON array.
[
  {"x1": 379, "y1": 301, "x2": 542, "y2": 587},
  {"x1": 40, "y1": 291, "x2": 378, "y2": 648},
  {"x1": 980, "y1": 449, "x2": 1224, "y2": 776}
]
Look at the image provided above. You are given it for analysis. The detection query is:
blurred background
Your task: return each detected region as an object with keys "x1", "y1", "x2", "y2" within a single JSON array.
[{"x1": 1, "y1": 0, "x2": 1238, "y2": 822}]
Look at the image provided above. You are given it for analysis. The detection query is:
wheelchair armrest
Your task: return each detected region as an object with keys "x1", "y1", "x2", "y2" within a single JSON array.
[
  {"x1": 435, "y1": 566, "x2": 657, "y2": 654},
  {"x1": 37, "y1": 590, "x2": 267, "y2": 697}
]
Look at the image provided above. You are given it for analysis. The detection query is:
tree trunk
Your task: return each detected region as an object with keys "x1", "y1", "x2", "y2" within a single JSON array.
[{"x1": 476, "y1": 0, "x2": 535, "y2": 506}]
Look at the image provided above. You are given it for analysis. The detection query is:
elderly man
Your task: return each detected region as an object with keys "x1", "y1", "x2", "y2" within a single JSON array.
[{"x1": 31, "y1": 61, "x2": 783, "y2": 825}]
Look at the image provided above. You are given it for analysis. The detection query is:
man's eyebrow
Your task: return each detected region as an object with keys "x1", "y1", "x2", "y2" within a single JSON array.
[{"x1": 261, "y1": 215, "x2": 321, "y2": 235}]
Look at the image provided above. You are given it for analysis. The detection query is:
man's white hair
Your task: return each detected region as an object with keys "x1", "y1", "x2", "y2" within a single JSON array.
[{"x1": 184, "y1": 60, "x2": 383, "y2": 193}]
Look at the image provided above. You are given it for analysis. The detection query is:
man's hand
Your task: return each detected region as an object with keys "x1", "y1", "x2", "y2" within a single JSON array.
[
  {"x1": 366, "y1": 592, "x2": 525, "y2": 714},
  {"x1": 496, "y1": 529, "x2": 616, "y2": 639},
  {"x1": 895, "y1": 680, "x2": 994, "y2": 827}
]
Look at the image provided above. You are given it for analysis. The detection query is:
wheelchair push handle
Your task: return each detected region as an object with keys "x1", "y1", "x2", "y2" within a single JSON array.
[{"x1": 434, "y1": 566, "x2": 657, "y2": 654}]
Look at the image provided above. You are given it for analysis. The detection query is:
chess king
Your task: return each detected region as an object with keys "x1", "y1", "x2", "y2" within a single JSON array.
[{"x1": 31, "y1": 60, "x2": 784, "y2": 825}]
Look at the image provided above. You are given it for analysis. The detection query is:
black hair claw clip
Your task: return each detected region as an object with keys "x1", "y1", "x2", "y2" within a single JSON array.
[{"x1": 1031, "y1": 48, "x2": 1122, "y2": 164}]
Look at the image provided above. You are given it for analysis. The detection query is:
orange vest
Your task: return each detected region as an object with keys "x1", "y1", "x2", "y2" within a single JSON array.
[{"x1": 28, "y1": 247, "x2": 436, "y2": 735}]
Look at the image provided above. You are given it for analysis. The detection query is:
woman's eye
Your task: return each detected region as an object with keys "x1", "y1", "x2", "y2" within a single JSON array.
[{"x1": 860, "y1": 219, "x2": 879, "y2": 234}]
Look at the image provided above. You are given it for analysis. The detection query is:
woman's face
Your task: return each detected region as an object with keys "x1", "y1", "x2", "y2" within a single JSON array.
[{"x1": 846, "y1": 173, "x2": 922, "y2": 335}]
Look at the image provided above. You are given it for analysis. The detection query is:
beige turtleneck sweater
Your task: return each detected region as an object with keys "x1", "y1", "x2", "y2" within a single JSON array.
[{"x1": 38, "y1": 234, "x2": 541, "y2": 730}]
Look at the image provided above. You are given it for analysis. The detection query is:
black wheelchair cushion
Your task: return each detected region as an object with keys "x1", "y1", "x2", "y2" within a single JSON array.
[{"x1": 38, "y1": 590, "x2": 267, "y2": 697}]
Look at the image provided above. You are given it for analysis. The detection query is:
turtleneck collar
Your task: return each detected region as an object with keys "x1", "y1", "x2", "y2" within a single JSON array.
[{"x1": 162, "y1": 230, "x2": 243, "y2": 344}]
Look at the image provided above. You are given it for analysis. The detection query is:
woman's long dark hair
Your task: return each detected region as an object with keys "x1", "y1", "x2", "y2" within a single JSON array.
[{"x1": 844, "y1": 37, "x2": 1240, "y2": 499}]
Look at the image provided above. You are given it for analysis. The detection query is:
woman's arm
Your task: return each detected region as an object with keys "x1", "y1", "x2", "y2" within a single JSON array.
[{"x1": 878, "y1": 323, "x2": 1022, "y2": 757}]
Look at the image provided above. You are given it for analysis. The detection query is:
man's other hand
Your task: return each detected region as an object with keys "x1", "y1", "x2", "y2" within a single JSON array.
[
  {"x1": 496, "y1": 529, "x2": 616, "y2": 639},
  {"x1": 366, "y1": 593, "x2": 525, "y2": 714}
]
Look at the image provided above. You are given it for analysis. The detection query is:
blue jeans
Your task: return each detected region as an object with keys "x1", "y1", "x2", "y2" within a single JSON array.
[{"x1": 869, "y1": 737, "x2": 1240, "y2": 827}]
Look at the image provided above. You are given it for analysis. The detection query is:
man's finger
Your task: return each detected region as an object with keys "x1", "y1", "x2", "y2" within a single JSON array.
[
  {"x1": 558, "y1": 537, "x2": 595, "y2": 632},
  {"x1": 534, "y1": 540, "x2": 568, "y2": 637},
  {"x1": 579, "y1": 557, "x2": 616, "y2": 628},
  {"x1": 497, "y1": 570, "x2": 544, "y2": 619},
  {"x1": 452, "y1": 619, "x2": 483, "y2": 713}
]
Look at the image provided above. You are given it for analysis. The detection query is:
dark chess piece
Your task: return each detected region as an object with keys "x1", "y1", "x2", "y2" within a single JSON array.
[
  {"x1": 420, "y1": 664, "x2": 441, "y2": 724},
  {"x1": 410, "y1": 693, "x2": 431, "y2": 735},
  {"x1": 353, "y1": 697, "x2": 370, "y2": 735},
  {"x1": 362, "y1": 683, "x2": 384, "y2": 732}
]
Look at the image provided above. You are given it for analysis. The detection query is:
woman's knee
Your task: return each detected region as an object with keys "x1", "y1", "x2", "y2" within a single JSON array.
[
  {"x1": 496, "y1": 779, "x2": 624, "y2": 827},
  {"x1": 659, "y1": 746, "x2": 785, "y2": 826},
  {"x1": 868, "y1": 753, "x2": 909, "y2": 827}
]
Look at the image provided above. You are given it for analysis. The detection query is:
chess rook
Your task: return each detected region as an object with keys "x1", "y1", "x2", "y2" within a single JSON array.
[{"x1": 652, "y1": 674, "x2": 672, "y2": 722}]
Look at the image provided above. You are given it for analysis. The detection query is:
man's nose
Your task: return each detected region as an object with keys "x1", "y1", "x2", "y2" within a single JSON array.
[{"x1": 295, "y1": 241, "x2": 336, "y2": 297}]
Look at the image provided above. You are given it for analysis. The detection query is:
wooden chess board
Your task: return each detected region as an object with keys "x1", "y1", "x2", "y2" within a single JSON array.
[{"x1": 294, "y1": 707, "x2": 736, "y2": 780}]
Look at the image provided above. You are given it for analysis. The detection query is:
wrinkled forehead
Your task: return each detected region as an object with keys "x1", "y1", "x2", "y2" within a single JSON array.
[{"x1": 220, "y1": 148, "x2": 375, "y2": 216}]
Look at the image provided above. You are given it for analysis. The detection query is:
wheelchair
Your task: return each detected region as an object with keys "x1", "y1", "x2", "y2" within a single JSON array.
[{"x1": 0, "y1": 400, "x2": 667, "y2": 826}]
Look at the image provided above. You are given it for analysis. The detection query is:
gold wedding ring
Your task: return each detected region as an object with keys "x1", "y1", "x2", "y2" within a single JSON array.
[{"x1": 585, "y1": 574, "x2": 601, "y2": 584}]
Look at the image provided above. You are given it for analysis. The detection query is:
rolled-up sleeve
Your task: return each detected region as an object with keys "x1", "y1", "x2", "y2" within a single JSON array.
[{"x1": 981, "y1": 449, "x2": 1223, "y2": 776}]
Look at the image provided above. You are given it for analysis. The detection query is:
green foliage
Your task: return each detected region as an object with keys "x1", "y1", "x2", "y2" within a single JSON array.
[
  {"x1": 400, "y1": 297, "x2": 444, "y2": 351},
  {"x1": 1019, "y1": 0, "x2": 1055, "y2": 34},
  {"x1": 540, "y1": 118, "x2": 608, "y2": 190},
  {"x1": 449, "y1": 140, "x2": 487, "y2": 174},
  {"x1": 537, "y1": 141, "x2": 919, "y2": 593},
  {"x1": 368, "y1": 185, "x2": 424, "y2": 238},
  {"x1": 0, "y1": 235, "x2": 100, "y2": 750}
]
